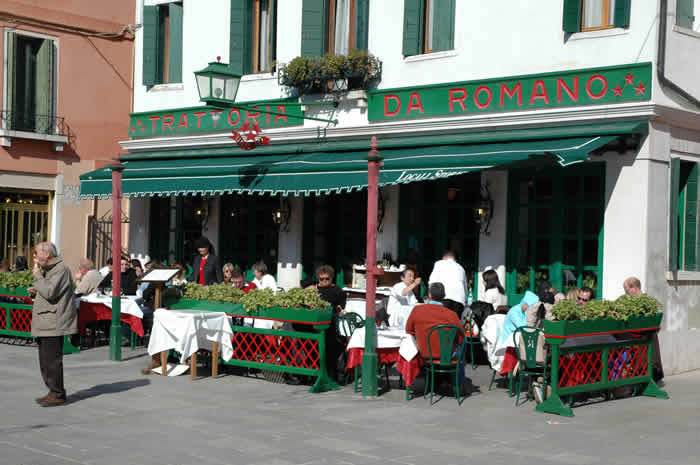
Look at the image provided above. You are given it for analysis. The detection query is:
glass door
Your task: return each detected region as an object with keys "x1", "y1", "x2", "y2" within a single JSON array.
[{"x1": 506, "y1": 163, "x2": 605, "y2": 304}]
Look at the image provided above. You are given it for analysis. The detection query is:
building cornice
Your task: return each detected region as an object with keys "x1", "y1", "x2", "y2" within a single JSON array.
[{"x1": 120, "y1": 102, "x2": 658, "y2": 153}]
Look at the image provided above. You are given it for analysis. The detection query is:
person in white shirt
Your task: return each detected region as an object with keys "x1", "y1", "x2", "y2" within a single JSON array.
[
  {"x1": 387, "y1": 268, "x2": 420, "y2": 329},
  {"x1": 482, "y1": 269, "x2": 508, "y2": 308},
  {"x1": 252, "y1": 261, "x2": 277, "y2": 293},
  {"x1": 428, "y1": 250, "x2": 467, "y2": 318}
]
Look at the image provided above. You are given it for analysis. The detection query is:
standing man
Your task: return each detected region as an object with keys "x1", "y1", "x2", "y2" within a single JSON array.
[
  {"x1": 428, "y1": 251, "x2": 468, "y2": 318},
  {"x1": 188, "y1": 237, "x2": 223, "y2": 285},
  {"x1": 623, "y1": 277, "x2": 664, "y2": 383},
  {"x1": 28, "y1": 242, "x2": 76, "y2": 407}
]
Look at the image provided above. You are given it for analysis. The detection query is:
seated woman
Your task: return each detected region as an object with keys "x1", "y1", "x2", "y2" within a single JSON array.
[
  {"x1": 222, "y1": 263, "x2": 234, "y2": 285},
  {"x1": 252, "y1": 261, "x2": 277, "y2": 293},
  {"x1": 500, "y1": 290, "x2": 539, "y2": 345},
  {"x1": 482, "y1": 269, "x2": 507, "y2": 308},
  {"x1": 387, "y1": 268, "x2": 420, "y2": 329}
]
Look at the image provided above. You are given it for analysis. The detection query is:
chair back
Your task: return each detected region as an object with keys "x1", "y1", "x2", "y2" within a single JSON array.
[
  {"x1": 426, "y1": 324, "x2": 465, "y2": 364},
  {"x1": 339, "y1": 312, "x2": 365, "y2": 337},
  {"x1": 513, "y1": 326, "x2": 542, "y2": 370}
]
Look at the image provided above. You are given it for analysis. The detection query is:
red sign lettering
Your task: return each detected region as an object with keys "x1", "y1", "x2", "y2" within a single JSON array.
[
  {"x1": 228, "y1": 109, "x2": 241, "y2": 126},
  {"x1": 474, "y1": 86, "x2": 492, "y2": 110},
  {"x1": 406, "y1": 92, "x2": 424, "y2": 115},
  {"x1": 530, "y1": 80, "x2": 550, "y2": 104},
  {"x1": 500, "y1": 82, "x2": 522, "y2": 107},
  {"x1": 193, "y1": 111, "x2": 206, "y2": 129},
  {"x1": 586, "y1": 74, "x2": 607, "y2": 99},
  {"x1": 449, "y1": 88, "x2": 467, "y2": 112},
  {"x1": 384, "y1": 95, "x2": 401, "y2": 116},
  {"x1": 209, "y1": 110, "x2": 223, "y2": 128},
  {"x1": 162, "y1": 115, "x2": 175, "y2": 132},
  {"x1": 274, "y1": 105, "x2": 288, "y2": 123},
  {"x1": 556, "y1": 77, "x2": 579, "y2": 103},
  {"x1": 148, "y1": 116, "x2": 160, "y2": 132},
  {"x1": 176, "y1": 113, "x2": 189, "y2": 130},
  {"x1": 246, "y1": 107, "x2": 260, "y2": 125}
]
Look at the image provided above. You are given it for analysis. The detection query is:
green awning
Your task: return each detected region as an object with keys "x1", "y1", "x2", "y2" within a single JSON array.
[{"x1": 80, "y1": 135, "x2": 622, "y2": 198}]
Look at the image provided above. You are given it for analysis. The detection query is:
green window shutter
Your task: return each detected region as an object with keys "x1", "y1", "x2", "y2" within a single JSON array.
[
  {"x1": 270, "y1": 0, "x2": 277, "y2": 65},
  {"x1": 301, "y1": 0, "x2": 326, "y2": 57},
  {"x1": 142, "y1": 5, "x2": 159, "y2": 85},
  {"x1": 432, "y1": 0, "x2": 455, "y2": 52},
  {"x1": 168, "y1": 2, "x2": 183, "y2": 83},
  {"x1": 35, "y1": 39, "x2": 54, "y2": 134},
  {"x1": 402, "y1": 0, "x2": 424, "y2": 56},
  {"x1": 230, "y1": 0, "x2": 252, "y2": 75},
  {"x1": 676, "y1": 0, "x2": 695, "y2": 29},
  {"x1": 562, "y1": 0, "x2": 582, "y2": 33},
  {"x1": 684, "y1": 163, "x2": 699, "y2": 270},
  {"x1": 6, "y1": 32, "x2": 16, "y2": 122},
  {"x1": 669, "y1": 157, "x2": 680, "y2": 272},
  {"x1": 355, "y1": 0, "x2": 370, "y2": 51},
  {"x1": 613, "y1": 0, "x2": 631, "y2": 28}
]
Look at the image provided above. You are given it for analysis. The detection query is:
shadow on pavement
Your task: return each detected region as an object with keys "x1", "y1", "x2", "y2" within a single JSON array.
[{"x1": 68, "y1": 378, "x2": 150, "y2": 404}]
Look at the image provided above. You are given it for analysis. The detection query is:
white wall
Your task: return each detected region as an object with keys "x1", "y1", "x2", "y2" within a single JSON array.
[
  {"x1": 277, "y1": 196, "x2": 303, "y2": 290},
  {"x1": 477, "y1": 170, "x2": 507, "y2": 300},
  {"x1": 661, "y1": 0, "x2": 700, "y2": 108}
]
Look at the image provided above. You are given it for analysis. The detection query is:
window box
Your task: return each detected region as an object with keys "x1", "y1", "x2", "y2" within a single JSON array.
[
  {"x1": 543, "y1": 313, "x2": 663, "y2": 338},
  {"x1": 169, "y1": 298, "x2": 333, "y2": 324}
]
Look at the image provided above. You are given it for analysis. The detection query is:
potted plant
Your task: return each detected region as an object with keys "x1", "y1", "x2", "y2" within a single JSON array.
[
  {"x1": 0, "y1": 270, "x2": 33, "y2": 296},
  {"x1": 346, "y1": 49, "x2": 381, "y2": 90}
]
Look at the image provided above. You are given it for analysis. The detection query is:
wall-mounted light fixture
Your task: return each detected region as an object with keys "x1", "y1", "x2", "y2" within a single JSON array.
[
  {"x1": 272, "y1": 197, "x2": 291, "y2": 232},
  {"x1": 474, "y1": 183, "x2": 494, "y2": 235}
]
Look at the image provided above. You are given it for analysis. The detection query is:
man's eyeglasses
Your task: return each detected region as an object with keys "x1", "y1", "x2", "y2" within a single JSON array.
[
  {"x1": 318, "y1": 277, "x2": 331, "y2": 281},
  {"x1": 576, "y1": 295, "x2": 590, "y2": 303}
]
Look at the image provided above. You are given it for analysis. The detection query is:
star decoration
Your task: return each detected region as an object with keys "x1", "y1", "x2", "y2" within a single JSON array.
[
  {"x1": 612, "y1": 84, "x2": 623, "y2": 97},
  {"x1": 239, "y1": 122, "x2": 250, "y2": 132},
  {"x1": 131, "y1": 127, "x2": 136, "y2": 134},
  {"x1": 624, "y1": 72, "x2": 635, "y2": 85},
  {"x1": 634, "y1": 81, "x2": 647, "y2": 95},
  {"x1": 245, "y1": 131, "x2": 257, "y2": 141}
]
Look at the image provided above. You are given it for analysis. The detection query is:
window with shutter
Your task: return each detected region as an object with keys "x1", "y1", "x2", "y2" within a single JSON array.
[
  {"x1": 402, "y1": 0, "x2": 454, "y2": 57},
  {"x1": 229, "y1": 0, "x2": 277, "y2": 75},
  {"x1": 300, "y1": 0, "x2": 369, "y2": 57},
  {"x1": 671, "y1": 160, "x2": 700, "y2": 271},
  {"x1": 142, "y1": 1, "x2": 183, "y2": 86},
  {"x1": 676, "y1": 0, "x2": 695, "y2": 29},
  {"x1": 563, "y1": 0, "x2": 631, "y2": 33},
  {"x1": 4, "y1": 32, "x2": 56, "y2": 134}
]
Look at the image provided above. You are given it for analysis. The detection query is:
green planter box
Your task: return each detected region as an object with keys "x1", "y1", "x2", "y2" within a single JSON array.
[
  {"x1": 543, "y1": 313, "x2": 663, "y2": 338},
  {"x1": 169, "y1": 299, "x2": 333, "y2": 324},
  {"x1": 0, "y1": 286, "x2": 29, "y2": 297}
]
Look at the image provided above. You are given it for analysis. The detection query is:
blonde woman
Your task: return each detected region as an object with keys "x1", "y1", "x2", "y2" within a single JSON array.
[{"x1": 222, "y1": 263, "x2": 235, "y2": 284}]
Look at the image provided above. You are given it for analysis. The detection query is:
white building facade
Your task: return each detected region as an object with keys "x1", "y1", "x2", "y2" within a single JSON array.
[{"x1": 81, "y1": 0, "x2": 700, "y2": 374}]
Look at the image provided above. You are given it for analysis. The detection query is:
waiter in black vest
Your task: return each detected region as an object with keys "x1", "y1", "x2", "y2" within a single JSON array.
[{"x1": 188, "y1": 237, "x2": 223, "y2": 285}]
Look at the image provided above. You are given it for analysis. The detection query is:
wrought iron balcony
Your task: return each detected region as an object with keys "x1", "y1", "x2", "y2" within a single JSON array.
[{"x1": 0, "y1": 110, "x2": 67, "y2": 137}]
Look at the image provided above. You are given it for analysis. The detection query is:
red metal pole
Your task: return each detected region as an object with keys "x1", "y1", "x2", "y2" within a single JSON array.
[
  {"x1": 109, "y1": 157, "x2": 124, "y2": 361},
  {"x1": 362, "y1": 136, "x2": 383, "y2": 397}
]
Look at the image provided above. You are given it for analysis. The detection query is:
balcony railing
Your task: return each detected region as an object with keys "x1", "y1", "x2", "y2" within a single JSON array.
[{"x1": 0, "y1": 110, "x2": 67, "y2": 137}]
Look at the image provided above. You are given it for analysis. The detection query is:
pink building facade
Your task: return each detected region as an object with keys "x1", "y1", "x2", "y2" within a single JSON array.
[{"x1": 0, "y1": 0, "x2": 135, "y2": 271}]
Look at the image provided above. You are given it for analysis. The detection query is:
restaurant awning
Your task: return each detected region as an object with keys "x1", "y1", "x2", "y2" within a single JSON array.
[{"x1": 80, "y1": 122, "x2": 645, "y2": 198}]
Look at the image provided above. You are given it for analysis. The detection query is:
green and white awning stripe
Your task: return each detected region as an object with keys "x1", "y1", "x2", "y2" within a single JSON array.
[{"x1": 80, "y1": 135, "x2": 617, "y2": 198}]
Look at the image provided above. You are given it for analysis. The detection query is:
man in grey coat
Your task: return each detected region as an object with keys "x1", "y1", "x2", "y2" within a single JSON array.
[{"x1": 28, "y1": 242, "x2": 76, "y2": 407}]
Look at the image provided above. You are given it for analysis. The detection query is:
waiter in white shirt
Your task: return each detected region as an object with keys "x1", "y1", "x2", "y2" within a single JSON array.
[{"x1": 428, "y1": 250, "x2": 467, "y2": 318}]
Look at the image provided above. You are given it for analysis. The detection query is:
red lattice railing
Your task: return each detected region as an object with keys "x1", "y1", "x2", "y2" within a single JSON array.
[
  {"x1": 232, "y1": 332, "x2": 320, "y2": 370},
  {"x1": 609, "y1": 345, "x2": 648, "y2": 380},
  {"x1": 0, "y1": 308, "x2": 6, "y2": 330},
  {"x1": 10, "y1": 308, "x2": 32, "y2": 333},
  {"x1": 558, "y1": 351, "x2": 602, "y2": 388}
]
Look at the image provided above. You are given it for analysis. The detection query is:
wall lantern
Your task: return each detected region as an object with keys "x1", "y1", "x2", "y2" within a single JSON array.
[
  {"x1": 272, "y1": 197, "x2": 291, "y2": 232},
  {"x1": 194, "y1": 57, "x2": 242, "y2": 106},
  {"x1": 474, "y1": 184, "x2": 494, "y2": 235}
]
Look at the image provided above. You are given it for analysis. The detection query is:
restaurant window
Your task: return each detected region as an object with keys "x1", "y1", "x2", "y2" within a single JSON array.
[
  {"x1": 230, "y1": 0, "x2": 277, "y2": 75},
  {"x1": 3, "y1": 31, "x2": 56, "y2": 134},
  {"x1": 398, "y1": 174, "x2": 481, "y2": 297},
  {"x1": 669, "y1": 159, "x2": 700, "y2": 272},
  {"x1": 562, "y1": 0, "x2": 630, "y2": 33},
  {"x1": 506, "y1": 164, "x2": 605, "y2": 305},
  {"x1": 0, "y1": 190, "x2": 50, "y2": 267},
  {"x1": 676, "y1": 0, "x2": 696, "y2": 29},
  {"x1": 142, "y1": 2, "x2": 183, "y2": 85},
  {"x1": 300, "y1": 0, "x2": 369, "y2": 57},
  {"x1": 402, "y1": 0, "x2": 455, "y2": 57}
]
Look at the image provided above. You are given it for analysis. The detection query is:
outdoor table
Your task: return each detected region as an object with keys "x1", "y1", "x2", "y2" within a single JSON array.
[
  {"x1": 345, "y1": 327, "x2": 422, "y2": 388},
  {"x1": 148, "y1": 308, "x2": 233, "y2": 379},
  {"x1": 78, "y1": 294, "x2": 144, "y2": 337}
]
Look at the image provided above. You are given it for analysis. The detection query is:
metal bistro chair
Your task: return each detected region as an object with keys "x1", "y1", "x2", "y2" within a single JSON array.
[
  {"x1": 339, "y1": 312, "x2": 365, "y2": 392},
  {"x1": 512, "y1": 326, "x2": 547, "y2": 406},
  {"x1": 424, "y1": 324, "x2": 467, "y2": 405},
  {"x1": 464, "y1": 313, "x2": 483, "y2": 370}
]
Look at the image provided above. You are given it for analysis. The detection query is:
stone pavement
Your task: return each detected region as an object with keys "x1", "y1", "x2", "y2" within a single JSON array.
[{"x1": 1, "y1": 342, "x2": 699, "y2": 465}]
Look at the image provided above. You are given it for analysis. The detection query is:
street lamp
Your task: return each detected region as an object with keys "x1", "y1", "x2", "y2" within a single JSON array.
[
  {"x1": 194, "y1": 58, "x2": 242, "y2": 106},
  {"x1": 194, "y1": 58, "x2": 339, "y2": 125}
]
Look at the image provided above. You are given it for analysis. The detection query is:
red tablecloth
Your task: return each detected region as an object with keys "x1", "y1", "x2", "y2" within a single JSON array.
[
  {"x1": 500, "y1": 347, "x2": 518, "y2": 376},
  {"x1": 79, "y1": 302, "x2": 144, "y2": 337},
  {"x1": 346, "y1": 347, "x2": 423, "y2": 387}
]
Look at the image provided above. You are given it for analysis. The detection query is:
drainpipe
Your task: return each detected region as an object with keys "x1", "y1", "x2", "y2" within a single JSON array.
[
  {"x1": 52, "y1": 174, "x2": 64, "y2": 251},
  {"x1": 658, "y1": 0, "x2": 700, "y2": 108}
]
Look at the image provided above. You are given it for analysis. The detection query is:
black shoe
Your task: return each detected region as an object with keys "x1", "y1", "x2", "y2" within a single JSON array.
[{"x1": 285, "y1": 374, "x2": 301, "y2": 385}]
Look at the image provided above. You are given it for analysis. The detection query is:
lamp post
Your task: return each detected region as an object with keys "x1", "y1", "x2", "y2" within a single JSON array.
[
  {"x1": 109, "y1": 158, "x2": 124, "y2": 361},
  {"x1": 362, "y1": 136, "x2": 383, "y2": 397}
]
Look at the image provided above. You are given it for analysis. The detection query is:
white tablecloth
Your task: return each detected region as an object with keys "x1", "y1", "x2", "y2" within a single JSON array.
[
  {"x1": 80, "y1": 294, "x2": 144, "y2": 318},
  {"x1": 346, "y1": 327, "x2": 419, "y2": 361},
  {"x1": 342, "y1": 287, "x2": 392, "y2": 297},
  {"x1": 147, "y1": 309, "x2": 234, "y2": 363}
]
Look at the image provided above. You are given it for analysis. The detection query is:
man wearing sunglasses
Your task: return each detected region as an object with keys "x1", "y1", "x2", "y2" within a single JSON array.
[
  {"x1": 576, "y1": 287, "x2": 594, "y2": 306},
  {"x1": 313, "y1": 265, "x2": 346, "y2": 382}
]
